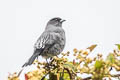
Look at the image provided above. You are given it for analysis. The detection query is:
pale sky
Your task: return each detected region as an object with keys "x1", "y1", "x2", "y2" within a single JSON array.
[{"x1": 0, "y1": 0, "x2": 120, "y2": 80}]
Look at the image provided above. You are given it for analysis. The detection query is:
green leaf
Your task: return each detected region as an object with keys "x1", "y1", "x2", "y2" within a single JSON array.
[
  {"x1": 63, "y1": 73, "x2": 70, "y2": 80},
  {"x1": 95, "y1": 60, "x2": 103, "y2": 69},
  {"x1": 115, "y1": 44, "x2": 120, "y2": 50},
  {"x1": 106, "y1": 53, "x2": 115, "y2": 64},
  {"x1": 115, "y1": 59, "x2": 120, "y2": 66}
]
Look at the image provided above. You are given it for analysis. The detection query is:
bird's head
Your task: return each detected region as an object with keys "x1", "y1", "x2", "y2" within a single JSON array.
[{"x1": 47, "y1": 17, "x2": 66, "y2": 27}]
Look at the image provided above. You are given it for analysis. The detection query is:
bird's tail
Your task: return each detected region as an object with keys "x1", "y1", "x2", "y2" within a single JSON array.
[
  {"x1": 22, "y1": 53, "x2": 39, "y2": 67},
  {"x1": 22, "y1": 48, "x2": 44, "y2": 67}
]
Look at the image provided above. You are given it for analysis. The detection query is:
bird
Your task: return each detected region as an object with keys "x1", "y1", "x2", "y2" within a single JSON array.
[{"x1": 22, "y1": 17, "x2": 66, "y2": 67}]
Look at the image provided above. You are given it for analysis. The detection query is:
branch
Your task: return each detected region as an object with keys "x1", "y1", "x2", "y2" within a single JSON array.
[
  {"x1": 111, "y1": 74, "x2": 120, "y2": 77},
  {"x1": 64, "y1": 68, "x2": 77, "y2": 80},
  {"x1": 82, "y1": 74, "x2": 120, "y2": 80}
]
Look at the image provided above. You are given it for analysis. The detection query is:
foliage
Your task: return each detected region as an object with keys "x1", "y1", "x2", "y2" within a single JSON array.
[{"x1": 8, "y1": 44, "x2": 120, "y2": 80}]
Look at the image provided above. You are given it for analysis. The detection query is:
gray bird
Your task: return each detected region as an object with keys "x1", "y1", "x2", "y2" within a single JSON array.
[{"x1": 22, "y1": 17, "x2": 66, "y2": 67}]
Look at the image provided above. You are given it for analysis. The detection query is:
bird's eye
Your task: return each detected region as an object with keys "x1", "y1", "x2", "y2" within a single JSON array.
[{"x1": 55, "y1": 19, "x2": 58, "y2": 21}]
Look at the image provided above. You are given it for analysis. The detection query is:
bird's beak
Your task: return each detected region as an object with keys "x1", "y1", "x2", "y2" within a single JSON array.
[{"x1": 60, "y1": 20, "x2": 66, "y2": 23}]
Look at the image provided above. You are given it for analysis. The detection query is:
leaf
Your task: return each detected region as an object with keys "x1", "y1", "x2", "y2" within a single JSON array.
[
  {"x1": 115, "y1": 44, "x2": 120, "y2": 50},
  {"x1": 25, "y1": 74, "x2": 28, "y2": 80},
  {"x1": 63, "y1": 73, "x2": 70, "y2": 80},
  {"x1": 95, "y1": 60, "x2": 103, "y2": 69},
  {"x1": 106, "y1": 53, "x2": 115, "y2": 64},
  {"x1": 87, "y1": 44, "x2": 97, "y2": 52}
]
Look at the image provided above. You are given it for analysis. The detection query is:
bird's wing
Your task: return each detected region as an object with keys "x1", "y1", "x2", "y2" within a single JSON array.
[{"x1": 34, "y1": 31, "x2": 59, "y2": 50}]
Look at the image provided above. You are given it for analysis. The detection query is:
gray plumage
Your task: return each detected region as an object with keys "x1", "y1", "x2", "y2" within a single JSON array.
[{"x1": 22, "y1": 17, "x2": 66, "y2": 67}]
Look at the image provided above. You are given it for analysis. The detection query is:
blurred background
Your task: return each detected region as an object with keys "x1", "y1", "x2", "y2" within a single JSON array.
[{"x1": 0, "y1": 0, "x2": 120, "y2": 80}]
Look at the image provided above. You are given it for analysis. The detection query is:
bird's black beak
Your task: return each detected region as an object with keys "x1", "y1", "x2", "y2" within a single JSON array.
[{"x1": 60, "y1": 20, "x2": 66, "y2": 23}]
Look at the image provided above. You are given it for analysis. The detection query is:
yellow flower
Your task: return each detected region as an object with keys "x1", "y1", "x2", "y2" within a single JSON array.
[{"x1": 73, "y1": 48, "x2": 78, "y2": 53}]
